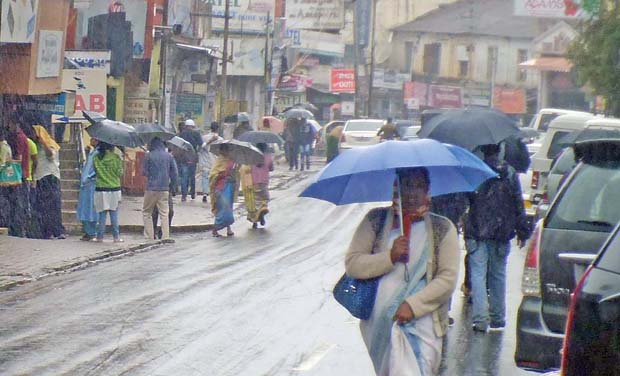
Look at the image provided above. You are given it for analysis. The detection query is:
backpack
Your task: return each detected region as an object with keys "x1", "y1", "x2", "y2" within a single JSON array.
[{"x1": 467, "y1": 163, "x2": 520, "y2": 241}]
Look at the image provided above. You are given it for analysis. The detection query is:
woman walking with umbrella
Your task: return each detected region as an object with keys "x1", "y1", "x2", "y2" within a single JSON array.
[
  {"x1": 240, "y1": 143, "x2": 274, "y2": 228},
  {"x1": 93, "y1": 142, "x2": 124, "y2": 242},
  {"x1": 77, "y1": 138, "x2": 99, "y2": 241},
  {"x1": 209, "y1": 144, "x2": 238, "y2": 237}
]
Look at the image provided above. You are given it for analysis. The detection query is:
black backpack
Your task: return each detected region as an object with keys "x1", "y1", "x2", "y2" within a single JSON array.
[{"x1": 467, "y1": 163, "x2": 520, "y2": 241}]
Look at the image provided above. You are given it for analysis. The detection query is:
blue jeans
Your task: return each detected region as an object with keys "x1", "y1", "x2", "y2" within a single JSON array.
[
  {"x1": 180, "y1": 164, "x2": 197, "y2": 198},
  {"x1": 466, "y1": 239, "x2": 510, "y2": 326},
  {"x1": 82, "y1": 221, "x2": 98, "y2": 237},
  {"x1": 97, "y1": 210, "x2": 120, "y2": 240}
]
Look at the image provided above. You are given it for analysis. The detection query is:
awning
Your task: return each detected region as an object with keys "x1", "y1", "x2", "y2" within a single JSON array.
[
  {"x1": 519, "y1": 57, "x2": 572, "y2": 73},
  {"x1": 175, "y1": 43, "x2": 220, "y2": 58}
]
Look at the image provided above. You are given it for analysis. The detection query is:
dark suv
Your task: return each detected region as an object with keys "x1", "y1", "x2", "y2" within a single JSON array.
[
  {"x1": 560, "y1": 221, "x2": 620, "y2": 375},
  {"x1": 515, "y1": 140, "x2": 620, "y2": 371}
]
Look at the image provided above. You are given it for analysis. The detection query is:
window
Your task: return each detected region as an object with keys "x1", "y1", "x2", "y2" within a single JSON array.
[
  {"x1": 547, "y1": 131, "x2": 570, "y2": 159},
  {"x1": 459, "y1": 61, "x2": 469, "y2": 78},
  {"x1": 517, "y1": 49, "x2": 528, "y2": 81},
  {"x1": 423, "y1": 43, "x2": 441, "y2": 75},
  {"x1": 487, "y1": 46, "x2": 498, "y2": 81},
  {"x1": 405, "y1": 41, "x2": 414, "y2": 72}
]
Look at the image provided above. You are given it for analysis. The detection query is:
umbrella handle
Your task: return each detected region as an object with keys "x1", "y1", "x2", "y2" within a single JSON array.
[{"x1": 397, "y1": 177, "x2": 405, "y2": 237}]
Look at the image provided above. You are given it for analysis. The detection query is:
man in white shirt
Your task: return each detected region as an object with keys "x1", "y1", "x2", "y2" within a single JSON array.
[{"x1": 199, "y1": 122, "x2": 223, "y2": 202}]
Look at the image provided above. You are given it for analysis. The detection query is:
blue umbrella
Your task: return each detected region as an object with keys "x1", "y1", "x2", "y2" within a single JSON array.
[{"x1": 300, "y1": 139, "x2": 497, "y2": 205}]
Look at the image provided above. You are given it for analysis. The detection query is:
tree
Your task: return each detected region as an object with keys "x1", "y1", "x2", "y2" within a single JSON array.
[{"x1": 568, "y1": 10, "x2": 620, "y2": 116}]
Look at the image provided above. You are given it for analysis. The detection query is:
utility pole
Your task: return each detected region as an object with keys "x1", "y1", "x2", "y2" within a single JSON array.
[
  {"x1": 264, "y1": 12, "x2": 272, "y2": 116},
  {"x1": 353, "y1": 2, "x2": 360, "y2": 117},
  {"x1": 160, "y1": 0, "x2": 170, "y2": 128},
  {"x1": 218, "y1": 0, "x2": 231, "y2": 123},
  {"x1": 367, "y1": 0, "x2": 377, "y2": 117}
]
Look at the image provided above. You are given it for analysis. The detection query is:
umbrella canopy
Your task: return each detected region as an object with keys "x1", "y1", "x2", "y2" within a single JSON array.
[
  {"x1": 82, "y1": 110, "x2": 107, "y2": 125},
  {"x1": 166, "y1": 136, "x2": 196, "y2": 156},
  {"x1": 134, "y1": 123, "x2": 176, "y2": 144},
  {"x1": 502, "y1": 135, "x2": 531, "y2": 173},
  {"x1": 417, "y1": 108, "x2": 521, "y2": 151},
  {"x1": 260, "y1": 116, "x2": 284, "y2": 133},
  {"x1": 293, "y1": 102, "x2": 318, "y2": 112},
  {"x1": 209, "y1": 139, "x2": 264, "y2": 165},
  {"x1": 284, "y1": 108, "x2": 314, "y2": 120},
  {"x1": 300, "y1": 139, "x2": 497, "y2": 205},
  {"x1": 86, "y1": 120, "x2": 143, "y2": 148},
  {"x1": 558, "y1": 128, "x2": 620, "y2": 146},
  {"x1": 237, "y1": 131, "x2": 284, "y2": 145}
]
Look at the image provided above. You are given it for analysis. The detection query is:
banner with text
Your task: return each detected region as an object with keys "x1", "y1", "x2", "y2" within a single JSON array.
[
  {"x1": 514, "y1": 0, "x2": 599, "y2": 18},
  {"x1": 286, "y1": 0, "x2": 344, "y2": 30},
  {"x1": 330, "y1": 69, "x2": 355, "y2": 93}
]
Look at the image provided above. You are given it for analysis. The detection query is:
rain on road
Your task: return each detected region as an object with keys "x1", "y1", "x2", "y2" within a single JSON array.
[{"x1": 0, "y1": 177, "x2": 538, "y2": 375}]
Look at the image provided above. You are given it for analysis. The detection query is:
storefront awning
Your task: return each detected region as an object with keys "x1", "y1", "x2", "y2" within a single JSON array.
[{"x1": 519, "y1": 57, "x2": 572, "y2": 72}]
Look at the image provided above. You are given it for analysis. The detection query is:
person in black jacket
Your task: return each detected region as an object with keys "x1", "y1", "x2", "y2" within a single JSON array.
[
  {"x1": 179, "y1": 119, "x2": 202, "y2": 201},
  {"x1": 464, "y1": 143, "x2": 532, "y2": 333}
]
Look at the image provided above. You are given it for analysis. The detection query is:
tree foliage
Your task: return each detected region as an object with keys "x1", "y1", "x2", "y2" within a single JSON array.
[{"x1": 568, "y1": 12, "x2": 620, "y2": 115}]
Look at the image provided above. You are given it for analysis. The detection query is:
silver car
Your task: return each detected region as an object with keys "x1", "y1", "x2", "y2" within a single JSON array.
[{"x1": 339, "y1": 119, "x2": 384, "y2": 150}]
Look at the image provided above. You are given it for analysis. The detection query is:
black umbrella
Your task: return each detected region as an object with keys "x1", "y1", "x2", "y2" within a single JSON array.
[
  {"x1": 166, "y1": 136, "x2": 196, "y2": 156},
  {"x1": 417, "y1": 108, "x2": 521, "y2": 151},
  {"x1": 502, "y1": 135, "x2": 531, "y2": 173},
  {"x1": 558, "y1": 128, "x2": 620, "y2": 147},
  {"x1": 82, "y1": 110, "x2": 107, "y2": 125},
  {"x1": 134, "y1": 123, "x2": 176, "y2": 144},
  {"x1": 237, "y1": 131, "x2": 284, "y2": 145},
  {"x1": 293, "y1": 102, "x2": 318, "y2": 112},
  {"x1": 284, "y1": 108, "x2": 314, "y2": 120},
  {"x1": 209, "y1": 139, "x2": 264, "y2": 165},
  {"x1": 86, "y1": 120, "x2": 143, "y2": 148}
]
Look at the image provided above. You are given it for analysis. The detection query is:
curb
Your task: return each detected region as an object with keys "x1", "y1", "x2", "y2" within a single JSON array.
[
  {"x1": 118, "y1": 224, "x2": 214, "y2": 234},
  {"x1": 0, "y1": 241, "x2": 167, "y2": 292}
]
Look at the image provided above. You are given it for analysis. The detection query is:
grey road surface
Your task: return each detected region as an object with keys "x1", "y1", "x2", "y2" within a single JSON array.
[{"x1": 0, "y1": 178, "x2": 539, "y2": 375}]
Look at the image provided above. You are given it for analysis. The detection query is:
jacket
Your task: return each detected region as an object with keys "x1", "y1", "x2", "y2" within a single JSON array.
[
  {"x1": 345, "y1": 207, "x2": 459, "y2": 337},
  {"x1": 93, "y1": 151, "x2": 123, "y2": 191},
  {"x1": 142, "y1": 147, "x2": 178, "y2": 191}
]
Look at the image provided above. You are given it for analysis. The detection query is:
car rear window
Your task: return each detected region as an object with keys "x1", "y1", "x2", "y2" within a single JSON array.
[
  {"x1": 550, "y1": 148, "x2": 576, "y2": 175},
  {"x1": 597, "y1": 226, "x2": 620, "y2": 273},
  {"x1": 547, "y1": 162, "x2": 620, "y2": 232},
  {"x1": 538, "y1": 113, "x2": 560, "y2": 133},
  {"x1": 547, "y1": 131, "x2": 570, "y2": 159},
  {"x1": 346, "y1": 121, "x2": 383, "y2": 132}
]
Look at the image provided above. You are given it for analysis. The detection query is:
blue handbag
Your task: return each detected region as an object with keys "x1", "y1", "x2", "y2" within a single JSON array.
[{"x1": 333, "y1": 274, "x2": 379, "y2": 320}]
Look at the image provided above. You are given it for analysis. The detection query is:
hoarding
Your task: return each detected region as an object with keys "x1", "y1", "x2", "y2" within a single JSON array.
[
  {"x1": 285, "y1": 0, "x2": 344, "y2": 30},
  {"x1": 61, "y1": 69, "x2": 108, "y2": 115},
  {"x1": 65, "y1": 50, "x2": 112, "y2": 74},
  {"x1": 0, "y1": 0, "x2": 38, "y2": 43},
  {"x1": 211, "y1": 0, "x2": 275, "y2": 33},
  {"x1": 330, "y1": 69, "x2": 355, "y2": 93},
  {"x1": 36, "y1": 31, "x2": 64, "y2": 78},
  {"x1": 514, "y1": 0, "x2": 599, "y2": 18},
  {"x1": 493, "y1": 86, "x2": 526, "y2": 114}
]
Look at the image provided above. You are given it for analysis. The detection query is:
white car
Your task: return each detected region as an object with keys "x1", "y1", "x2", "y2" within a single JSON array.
[{"x1": 339, "y1": 119, "x2": 384, "y2": 150}]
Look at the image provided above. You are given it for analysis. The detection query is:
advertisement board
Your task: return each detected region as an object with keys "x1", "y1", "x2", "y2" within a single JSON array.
[
  {"x1": 61, "y1": 69, "x2": 107, "y2": 115},
  {"x1": 0, "y1": 0, "x2": 38, "y2": 43},
  {"x1": 65, "y1": 50, "x2": 112, "y2": 74},
  {"x1": 403, "y1": 81, "x2": 463, "y2": 109},
  {"x1": 493, "y1": 86, "x2": 526, "y2": 114},
  {"x1": 285, "y1": 0, "x2": 344, "y2": 30},
  {"x1": 175, "y1": 93, "x2": 204, "y2": 129},
  {"x1": 330, "y1": 69, "x2": 356, "y2": 93},
  {"x1": 36, "y1": 31, "x2": 64, "y2": 78},
  {"x1": 210, "y1": 0, "x2": 274, "y2": 33},
  {"x1": 204, "y1": 38, "x2": 266, "y2": 76},
  {"x1": 514, "y1": 0, "x2": 599, "y2": 18},
  {"x1": 124, "y1": 98, "x2": 156, "y2": 124}
]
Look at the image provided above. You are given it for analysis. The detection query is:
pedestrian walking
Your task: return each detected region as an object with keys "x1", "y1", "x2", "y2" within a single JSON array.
[
  {"x1": 141, "y1": 137, "x2": 178, "y2": 241},
  {"x1": 464, "y1": 143, "x2": 532, "y2": 333},
  {"x1": 0, "y1": 126, "x2": 14, "y2": 229},
  {"x1": 32, "y1": 125, "x2": 66, "y2": 240},
  {"x1": 377, "y1": 117, "x2": 399, "y2": 141},
  {"x1": 209, "y1": 144, "x2": 238, "y2": 237},
  {"x1": 6, "y1": 115, "x2": 30, "y2": 237},
  {"x1": 345, "y1": 168, "x2": 459, "y2": 375},
  {"x1": 179, "y1": 118, "x2": 202, "y2": 201},
  {"x1": 77, "y1": 138, "x2": 99, "y2": 241},
  {"x1": 325, "y1": 125, "x2": 343, "y2": 163},
  {"x1": 299, "y1": 119, "x2": 315, "y2": 171},
  {"x1": 93, "y1": 142, "x2": 124, "y2": 243},
  {"x1": 199, "y1": 122, "x2": 222, "y2": 203},
  {"x1": 283, "y1": 118, "x2": 300, "y2": 171},
  {"x1": 19, "y1": 123, "x2": 41, "y2": 238},
  {"x1": 241, "y1": 143, "x2": 273, "y2": 228}
]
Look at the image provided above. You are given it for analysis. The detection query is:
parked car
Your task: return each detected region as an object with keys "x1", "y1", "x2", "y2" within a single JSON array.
[
  {"x1": 401, "y1": 126, "x2": 421, "y2": 141},
  {"x1": 339, "y1": 119, "x2": 384, "y2": 150},
  {"x1": 545, "y1": 147, "x2": 576, "y2": 204},
  {"x1": 394, "y1": 119, "x2": 416, "y2": 138},
  {"x1": 560, "y1": 220, "x2": 620, "y2": 376},
  {"x1": 529, "y1": 113, "x2": 595, "y2": 209},
  {"x1": 515, "y1": 139, "x2": 620, "y2": 372},
  {"x1": 527, "y1": 108, "x2": 591, "y2": 137}
]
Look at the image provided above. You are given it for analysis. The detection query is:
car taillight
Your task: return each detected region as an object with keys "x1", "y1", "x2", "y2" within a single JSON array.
[
  {"x1": 531, "y1": 171, "x2": 540, "y2": 189},
  {"x1": 522, "y1": 219, "x2": 543, "y2": 297},
  {"x1": 560, "y1": 264, "x2": 593, "y2": 376}
]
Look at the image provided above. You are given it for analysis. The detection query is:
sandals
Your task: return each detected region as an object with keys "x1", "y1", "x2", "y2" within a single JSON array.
[
  {"x1": 226, "y1": 230, "x2": 235, "y2": 237},
  {"x1": 212, "y1": 231, "x2": 222, "y2": 238}
]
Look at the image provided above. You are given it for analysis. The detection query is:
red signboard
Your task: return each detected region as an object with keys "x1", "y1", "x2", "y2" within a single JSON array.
[
  {"x1": 330, "y1": 69, "x2": 356, "y2": 93},
  {"x1": 429, "y1": 85, "x2": 462, "y2": 109},
  {"x1": 493, "y1": 86, "x2": 526, "y2": 114}
]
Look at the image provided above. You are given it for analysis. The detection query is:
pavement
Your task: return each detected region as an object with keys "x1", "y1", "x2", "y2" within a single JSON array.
[{"x1": 0, "y1": 155, "x2": 324, "y2": 292}]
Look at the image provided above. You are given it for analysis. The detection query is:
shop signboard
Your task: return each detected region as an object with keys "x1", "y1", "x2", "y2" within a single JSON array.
[
  {"x1": 493, "y1": 86, "x2": 526, "y2": 114},
  {"x1": 514, "y1": 0, "x2": 599, "y2": 18},
  {"x1": 330, "y1": 69, "x2": 355, "y2": 93},
  {"x1": 61, "y1": 69, "x2": 107, "y2": 115},
  {"x1": 174, "y1": 93, "x2": 204, "y2": 129},
  {"x1": 204, "y1": 38, "x2": 265, "y2": 76},
  {"x1": 0, "y1": 0, "x2": 38, "y2": 43},
  {"x1": 429, "y1": 85, "x2": 463, "y2": 109},
  {"x1": 285, "y1": 0, "x2": 344, "y2": 30},
  {"x1": 65, "y1": 50, "x2": 112, "y2": 74},
  {"x1": 210, "y1": 0, "x2": 274, "y2": 33},
  {"x1": 290, "y1": 30, "x2": 345, "y2": 57},
  {"x1": 278, "y1": 74, "x2": 312, "y2": 92},
  {"x1": 373, "y1": 69, "x2": 409, "y2": 90},
  {"x1": 124, "y1": 98, "x2": 156, "y2": 124},
  {"x1": 36, "y1": 30, "x2": 64, "y2": 78},
  {"x1": 341, "y1": 101, "x2": 355, "y2": 116}
]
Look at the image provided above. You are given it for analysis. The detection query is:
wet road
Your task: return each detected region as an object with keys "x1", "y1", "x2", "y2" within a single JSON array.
[{"x1": 0, "y1": 177, "x2": 538, "y2": 375}]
